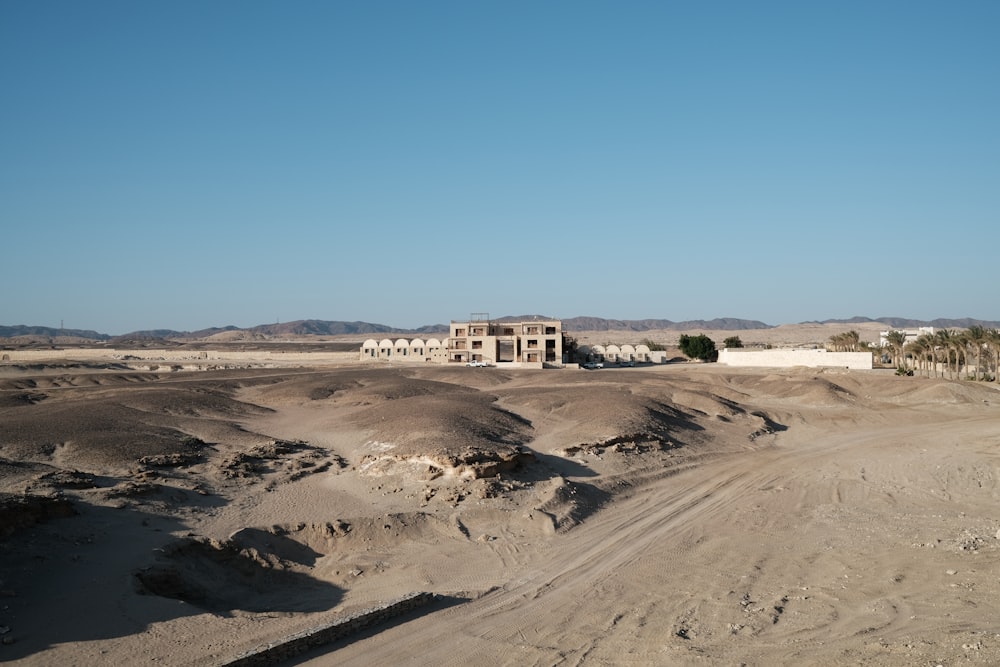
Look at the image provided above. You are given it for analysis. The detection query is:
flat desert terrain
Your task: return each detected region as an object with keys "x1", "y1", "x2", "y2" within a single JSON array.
[{"x1": 2, "y1": 334, "x2": 1000, "y2": 665}]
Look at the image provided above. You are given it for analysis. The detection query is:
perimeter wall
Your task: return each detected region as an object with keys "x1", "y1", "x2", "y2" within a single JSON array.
[{"x1": 717, "y1": 348, "x2": 873, "y2": 370}]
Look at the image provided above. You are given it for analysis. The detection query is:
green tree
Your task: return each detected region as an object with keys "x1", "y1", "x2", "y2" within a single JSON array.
[
  {"x1": 723, "y1": 336, "x2": 744, "y2": 349},
  {"x1": 679, "y1": 334, "x2": 717, "y2": 362},
  {"x1": 562, "y1": 334, "x2": 579, "y2": 362}
]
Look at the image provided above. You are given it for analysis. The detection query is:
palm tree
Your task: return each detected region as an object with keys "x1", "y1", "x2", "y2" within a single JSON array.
[
  {"x1": 987, "y1": 328, "x2": 1000, "y2": 383},
  {"x1": 935, "y1": 329, "x2": 960, "y2": 380},
  {"x1": 965, "y1": 325, "x2": 988, "y2": 381},
  {"x1": 923, "y1": 334, "x2": 944, "y2": 377},
  {"x1": 916, "y1": 334, "x2": 937, "y2": 377},
  {"x1": 885, "y1": 330, "x2": 907, "y2": 370},
  {"x1": 951, "y1": 331, "x2": 969, "y2": 379},
  {"x1": 905, "y1": 339, "x2": 926, "y2": 376},
  {"x1": 828, "y1": 330, "x2": 861, "y2": 353},
  {"x1": 844, "y1": 330, "x2": 860, "y2": 352}
]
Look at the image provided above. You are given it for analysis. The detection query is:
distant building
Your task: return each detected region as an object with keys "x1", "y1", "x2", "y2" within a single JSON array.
[
  {"x1": 878, "y1": 327, "x2": 935, "y2": 347},
  {"x1": 448, "y1": 316, "x2": 563, "y2": 366},
  {"x1": 360, "y1": 315, "x2": 565, "y2": 368},
  {"x1": 360, "y1": 337, "x2": 448, "y2": 363}
]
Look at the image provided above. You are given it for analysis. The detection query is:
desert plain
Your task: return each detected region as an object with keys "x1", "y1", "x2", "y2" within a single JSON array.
[{"x1": 2, "y1": 324, "x2": 1000, "y2": 666}]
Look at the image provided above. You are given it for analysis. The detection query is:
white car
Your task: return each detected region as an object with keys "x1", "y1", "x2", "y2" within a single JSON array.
[
  {"x1": 583, "y1": 361, "x2": 604, "y2": 369},
  {"x1": 466, "y1": 360, "x2": 490, "y2": 367}
]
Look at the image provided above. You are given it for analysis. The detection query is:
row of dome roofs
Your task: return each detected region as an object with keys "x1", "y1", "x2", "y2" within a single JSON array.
[
  {"x1": 361, "y1": 339, "x2": 655, "y2": 356},
  {"x1": 362, "y1": 339, "x2": 447, "y2": 350}
]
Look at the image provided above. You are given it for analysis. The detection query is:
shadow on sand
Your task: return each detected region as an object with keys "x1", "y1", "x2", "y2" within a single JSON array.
[{"x1": 0, "y1": 495, "x2": 343, "y2": 661}]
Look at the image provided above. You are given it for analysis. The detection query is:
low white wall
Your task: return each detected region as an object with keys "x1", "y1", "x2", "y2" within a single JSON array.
[
  {"x1": 718, "y1": 348, "x2": 873, "y2": 370},
  {"x1": 0, "y1": 348, "x2": 358, "y2": 367}
]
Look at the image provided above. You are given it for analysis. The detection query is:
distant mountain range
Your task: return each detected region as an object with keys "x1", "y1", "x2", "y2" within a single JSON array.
[
  {"x1": 805, "y1": 316, "x2": 1000, "y2": 329},
  {"x1": 0, "y1": 325, "x2": 112, "y2": 340},
  {"x1": 2, "y1": 316, "x2": 999, "y2": 341}
]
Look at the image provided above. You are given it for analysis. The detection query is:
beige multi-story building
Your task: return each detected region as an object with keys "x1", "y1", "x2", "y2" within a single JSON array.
[{"x1": 448, "y1": 316, "x2": 563, "y2": 366}]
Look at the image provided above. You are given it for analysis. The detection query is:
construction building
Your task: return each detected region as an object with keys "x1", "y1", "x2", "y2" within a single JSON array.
[{"x1": 448, "y1": 315, "x2": 563, "y2": 366}]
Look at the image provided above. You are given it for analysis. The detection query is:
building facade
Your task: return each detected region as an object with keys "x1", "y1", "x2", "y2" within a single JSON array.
[{"x1": 448, "y1": 317, "x2": 563, "y2": 365}]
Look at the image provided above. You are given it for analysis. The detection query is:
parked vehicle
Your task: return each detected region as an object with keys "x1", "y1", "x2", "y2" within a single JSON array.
[
  {"x1": 583, "y1": 361, "x2": 604, "y2": 369},
  {"x1": 466, "y1": 360, "x2": 490, "y2": 367}
]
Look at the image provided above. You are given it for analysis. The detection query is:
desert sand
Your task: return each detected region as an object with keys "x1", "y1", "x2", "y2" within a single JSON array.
[{"x1": 2, "y1": 329, "x2": 1000, "y2": 666}]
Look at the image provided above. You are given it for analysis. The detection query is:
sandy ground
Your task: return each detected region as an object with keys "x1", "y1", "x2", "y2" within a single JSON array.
[{"x1": 2, "y1": 340, "x2": 1000, "y2": 665}]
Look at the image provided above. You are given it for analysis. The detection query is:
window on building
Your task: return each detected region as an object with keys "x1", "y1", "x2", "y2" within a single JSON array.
[
  {"x1": 545, "y1": 326, "x2": 556, "y2": 335},
  {"x1": 503, "y1": 327, "x2": 514, "y2": 335},
  {"x1": 455, "y1": 328, "x2": 466, "y2": 336},
  {"x1": 472, "y1": 341, "x2": 482, "y2": 349},
  {"x1": 527, "y1": 339, "x2": 538, "y2": 348}
]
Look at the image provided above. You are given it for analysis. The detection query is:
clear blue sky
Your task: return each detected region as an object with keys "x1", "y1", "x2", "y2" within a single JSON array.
[{"x1": 2, "y1": 1, "x2": 997, "y2": 334}]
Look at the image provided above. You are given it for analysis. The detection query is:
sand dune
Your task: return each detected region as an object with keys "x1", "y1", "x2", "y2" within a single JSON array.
[{"x1": 1, "y1": 358, "x2": 999, "y2": 665}]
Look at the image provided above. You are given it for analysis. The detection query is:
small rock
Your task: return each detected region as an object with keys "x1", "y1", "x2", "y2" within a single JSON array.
[{"x1": 946, "y1": 569, "x2": 958, "y2": 576}]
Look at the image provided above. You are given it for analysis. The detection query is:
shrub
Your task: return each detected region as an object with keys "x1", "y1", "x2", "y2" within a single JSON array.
[{"x1": 678, "y1": 334, "x2": 717, "y2": 362}]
